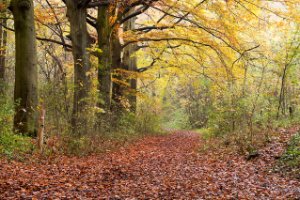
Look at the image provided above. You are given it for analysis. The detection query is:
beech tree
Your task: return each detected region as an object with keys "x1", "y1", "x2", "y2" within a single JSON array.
[
  {"x1": 95, "y1": 1, "x2": 145, "y2": 124},
  {"x1": 9, "y1": 0, "x2": 38, "y2": 136},
  {"x1": 123, "y1": 11, "x2": 138, "y2": 112},
  {"x1": 65, "y1": 0, "x2": 92, "y2": 134},
  {"x1": 110, "y1": 3, "x2": 123, "y2": 114},
  {"x1": 97, "y1": 5, "x2": 111, "y2": 123},
  {"x1": 1, "y1": 0, "x2": 297, "y2": 137}
]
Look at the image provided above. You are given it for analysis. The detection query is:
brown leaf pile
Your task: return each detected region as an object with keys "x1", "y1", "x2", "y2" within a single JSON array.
[{"x1": 0, "y1": 130, "x2": 299, "y2": 199}]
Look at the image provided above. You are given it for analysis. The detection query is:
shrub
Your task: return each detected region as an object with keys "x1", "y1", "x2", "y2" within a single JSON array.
[
  {"x1": 274, "y1": 132, "x2": 300, "y2": 179},
  {"x1": 0, "y1": 96, "x2": 34, "y2": 159},
  {"x1": 0, "y1": 96, "x2": 14, "y2": 135},
  {"x1": 280, "y1": 133, "x2": 300, "y2": 167},
  {"x1": 0, "y1": 133, "x2": 34, "y2": 159},
  {"x1": 135, "y1": 101, "x2": 162, "y2": 134}
]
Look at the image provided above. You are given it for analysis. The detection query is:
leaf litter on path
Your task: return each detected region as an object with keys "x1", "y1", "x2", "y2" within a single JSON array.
[{"x1": 0, "y1": 130, "x2": 299, "y2": 199}]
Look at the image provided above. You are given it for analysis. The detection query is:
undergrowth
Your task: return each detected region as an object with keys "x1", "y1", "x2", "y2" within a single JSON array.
[
  {"x1": 0, "y1": 97, "x2": 35, "y2": 160},
  {"x1": 42, "y1": 109, "x2": 164, "y2": 156},
  {"x1": 196, "y1": 123, "x2": 286, "y2": 156},
  {"x1": 0, "y1": 133, "x2": 35, "y2": 160},
  {"x1": 275, "y1": 132, "x2": 300, "y2": 179}
]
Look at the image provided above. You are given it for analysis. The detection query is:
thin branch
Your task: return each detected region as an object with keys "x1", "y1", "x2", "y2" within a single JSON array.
[
  {"x1": 231, "y1": 45, "x2": 260, "y2": 68},
  {"x1": 0, "y1": 23, "x2": 72, "y2": 49}
]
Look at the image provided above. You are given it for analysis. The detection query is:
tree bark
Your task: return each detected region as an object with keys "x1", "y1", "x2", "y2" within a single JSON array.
[
  {"x1": 123, "y1": 12, "x2": 138, "y2": 112},
  {"x1": 111, "y1": 27, "x2": 123, "y2": 113},
  {"x1": 277, "y1": 64, "x2": 288, "y2": 119},
  {"x1": 97, "y1": 6, "x2": 112, "y2": 118},
  {"x1": 0, "y1": 16, "x2": 7, "y2": 95},
  {"x1": 65, "y1": 0, "x2": 91, "y2": 134},
  {"x1": 10, "y1": 0, "x2": 38, "y2": 136},
  {"x1": 109, "y1": 3, "x2": 124, "y2": 116},
  {"x1": 0, "y1": 17, "x2": 7, "y2": 84}
]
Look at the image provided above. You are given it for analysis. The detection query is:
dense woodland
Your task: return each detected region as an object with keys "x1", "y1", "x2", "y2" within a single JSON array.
[{"x1": 0, "y1": 0, "x2": 300, "y2": 198}]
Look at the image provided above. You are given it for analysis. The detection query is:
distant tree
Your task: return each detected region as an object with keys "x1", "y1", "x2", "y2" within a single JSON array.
[{"x1": 0, "y1": 12, "x2": 7, "y2": 94}]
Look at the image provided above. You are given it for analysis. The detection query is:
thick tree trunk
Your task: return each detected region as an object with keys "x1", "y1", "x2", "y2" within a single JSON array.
[
  {"x1": 10, "y1": 0, "x2": 38, "y2": 136},
  {"x1": 65, "y1": 0, "x2": 91, "y2": 134},
  {"x1": 97, "y1": 6, "x2": 112, "y2": 119},
  {"x1": 111, "y1": 27, "x2": 123, "y2": 114},
  {"x1": 111, "y1": 9, "x2": 138, "y2": 115},
  {"x1": 123, "y1": 14, "x2": 138, "y2": 112}
]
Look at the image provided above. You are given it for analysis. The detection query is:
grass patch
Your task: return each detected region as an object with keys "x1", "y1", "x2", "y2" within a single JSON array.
[{"x1": 194, "y1": 127, "x2": 214, "y2": 139}]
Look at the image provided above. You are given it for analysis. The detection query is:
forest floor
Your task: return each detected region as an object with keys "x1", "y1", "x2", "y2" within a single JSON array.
[{"x1": 0, "y1": 129, "x2": 300, "y2": 199}]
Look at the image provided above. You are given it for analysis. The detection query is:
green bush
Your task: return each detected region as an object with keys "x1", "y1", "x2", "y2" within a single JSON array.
[
  {"x1": 64, "y1": 136, "x2": 90, "y2": 156},
  {"x1": 0, "y1": 97, "x2": 14, "y2": 134},
  {"x1": 115, "y1": 108, "x2": 162, "y2": 136},
  {"x1": 162, "y1": 107, "x2": 190, "y2": 130},
  {"x1": 280, "y1": 133, "x2": 300, "y2": 167},
  {"x1": 116, "y1": 112, "x2": 137, "y2": 135},
  {"x1": 0, "y1": 96, "x2": 34, "y2": 159},
  {"x1": 208, "y1": 99, "x2": 247, "y2": 136},
  {"x1": 274, "y1": 133, "x2": 300, "y2": 179},
  {"x1": 135, "y1": 103, "x2": 162, "y2": 134},
  {"x1": 0, "y1": 133, "x2": 34, "y2": 159}
]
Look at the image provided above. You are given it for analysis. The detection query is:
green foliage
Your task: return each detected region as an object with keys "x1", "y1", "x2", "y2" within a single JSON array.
[
  {"x1": 116, "y1": 112, "x2": 137, "y2": 135},
  {"x1": 64, "y1": 136, "x2": 90, "y2": 156},
  {"x1": 0, "y1": 132, "x2": 34, "y2": 159},
  {"x1": 0, "y1": 96, "x2": 34, "y2": 159},
  {"x1": 274, "y1": 133, "x2": 300, "y2": 179},
  {"x1": 164, "y1": 109, "x2": 190, "y2": 130},
  {"x1": 272, "y1": 110, "x2": 300, "y2": 128},
  {"x1": 115, "y1": 108, "x2": 163, "y2": 136},
  {"x1": 208, "y1": 94, "x2": 247, "y2": 136},
  {"x1": 40, "y1": 82, "x2": 72, "y2": 134},
  {"x1": 194, "y1": 127, "x2": 213, "y2": 139},
  {"x1": 135, "y1": 103, "x2": 162, "y2": 134},
  {"x1": 280, "y1": 133, "x2": 300, "y2": 167},
  {"x1": 0, "y1": 96, "x2": 14, "y2": 134}
]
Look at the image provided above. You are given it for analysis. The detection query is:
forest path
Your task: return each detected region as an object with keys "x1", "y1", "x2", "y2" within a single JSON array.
[{"x1": 0, "y1": 130, "x2": 300, "y2": 199}]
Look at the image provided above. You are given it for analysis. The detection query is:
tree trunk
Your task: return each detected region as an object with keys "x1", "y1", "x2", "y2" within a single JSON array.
[
  {"x1": 10, "y1": 0, "x2": 38, "y2": 136},
  {"x1": 97, "y1": 6, "x2": 112, "y2": 124},
  {"x1": 111, "y1": 27, "x2": 123, "y2": 114},
  {"x1": 277, "y1": 64, "x2": 288, "y2": 119},
  {"x1": 0, "y1": 16, "x2": 7, "y2": 92},
  {"x1": 65, "y1": 0, "x2": 91, "y2": 134},
  {"x1": 123, "y1": 13, "x2": 138, "y2": 112},
  {"x1": 37, "y1": 105, "x2": 45, "y2": 152},
  {"x1": 110, "y1": 3, "x2": 123, "y2": 116}
]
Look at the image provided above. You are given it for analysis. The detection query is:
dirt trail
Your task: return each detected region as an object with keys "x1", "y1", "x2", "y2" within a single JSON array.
[{"x1": 0, "y1": 131, "x2": 299, "y2": 199}]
